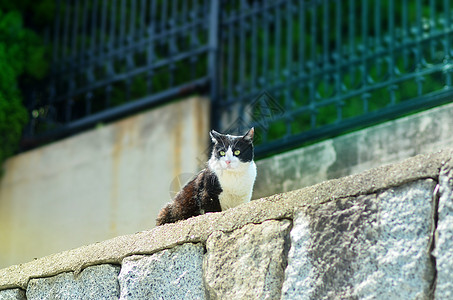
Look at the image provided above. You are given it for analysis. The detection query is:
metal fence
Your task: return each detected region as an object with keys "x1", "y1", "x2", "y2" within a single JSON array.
[
  {"x1": 23, "y1": 0, "x2": 453, "y2": 157},
  {"x1": 215, "y1": 0, "x2": 453, "y2": 156},
  {"x1": 23, "y1": 0, "x2": 217, "y2": 147}
]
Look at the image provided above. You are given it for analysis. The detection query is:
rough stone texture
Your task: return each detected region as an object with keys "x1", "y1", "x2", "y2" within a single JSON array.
[
  {"x1": 255, "y1": 102, "x2": 453, "y2": 199},
  {"x1": 434, "y1": 159, "x2": 453, "y2": 300},
  {"x1": 282, "y1": 194, "x2": 379, "y2": 299},
  {"x1": 0, "y1": 149, "x2": 451, "y2": 292},
  {"x1": 282, "y1": 179, "x2": 436, "y2": 299},
  {"x1": 26, "y1": 264, "x2": 120, "y2": 300},
  {"x1": 118, "y1": 243, "x2": 205, "y2": 300},
  {"x1": 0, "y1": 289, "x2": 25, "y2": 300},
  {"x1": 203, "y1": 219, "x2": 291, "y2": 299}
]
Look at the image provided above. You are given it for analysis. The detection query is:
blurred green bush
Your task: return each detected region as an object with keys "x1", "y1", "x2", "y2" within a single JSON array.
[{"x1": 0, "y1": 7, "x2": 49, "y2": 166}]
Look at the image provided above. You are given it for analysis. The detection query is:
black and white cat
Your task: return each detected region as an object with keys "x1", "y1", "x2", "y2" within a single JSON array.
[{"x1": 156, "y1": 128, "x2": 257, "y2": 226}]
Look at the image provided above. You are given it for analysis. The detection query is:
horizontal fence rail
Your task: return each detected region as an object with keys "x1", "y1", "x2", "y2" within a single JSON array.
[{"x1": 23, "y1": 0, "x2": 453, "y2": 157}]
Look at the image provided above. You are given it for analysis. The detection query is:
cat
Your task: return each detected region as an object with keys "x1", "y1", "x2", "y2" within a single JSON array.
[{"x1": 156, "y1": 128, "x2": 257, "y2": 226}]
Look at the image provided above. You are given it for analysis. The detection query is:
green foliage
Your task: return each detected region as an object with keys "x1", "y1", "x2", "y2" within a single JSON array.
[{"x1": 0, "y1": 7, "x2": 48, "y2": 166}]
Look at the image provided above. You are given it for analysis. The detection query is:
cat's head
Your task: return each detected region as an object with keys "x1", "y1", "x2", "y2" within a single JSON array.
[{"x1": 208, "y1": 128, "x2": 254, "y2": 172}]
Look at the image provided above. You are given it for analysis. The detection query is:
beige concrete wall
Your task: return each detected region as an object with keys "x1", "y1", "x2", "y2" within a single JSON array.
[{"x1": 0, "y1": 97, "x2": 210, "y2": 268}]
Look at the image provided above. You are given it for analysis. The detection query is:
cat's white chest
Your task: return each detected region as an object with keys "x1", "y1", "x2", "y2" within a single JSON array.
[{"x1": 216, "y1": 162, "x2": 257, "y2": 210}]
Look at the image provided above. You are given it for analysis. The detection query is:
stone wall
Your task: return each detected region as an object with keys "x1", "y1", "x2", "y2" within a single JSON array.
[{"x1": 1, "y1": 149, "x2": 452, "y2": 299}]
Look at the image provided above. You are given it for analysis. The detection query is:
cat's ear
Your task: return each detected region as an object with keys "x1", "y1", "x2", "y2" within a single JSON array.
[
  {"x1": 210, "y1": 130, "x2": 222, "y2": 144},
  {"x1": 243, "y1": 127, "x2": 254, "y2": 142}
]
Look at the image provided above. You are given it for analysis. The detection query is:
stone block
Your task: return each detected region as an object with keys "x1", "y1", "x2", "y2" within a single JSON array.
[
  {"x1": 282, "y1": 179, "x2": 436, "y2": 299},
  {"x1": 434, "y1": 161, "x2": 453, "y2": 300},
  {"x1": 118, "y1": 243, "x2": 205, "y2": 300},
  {"x1": 0, "y1": 289, "x2": 25, "y2": 300},
  {"x1": 26, "y1": 264, "x2": 120, "y2": 300},
  {"x1": 203, "y1": 219, "x2": 291, "y2": 299}
]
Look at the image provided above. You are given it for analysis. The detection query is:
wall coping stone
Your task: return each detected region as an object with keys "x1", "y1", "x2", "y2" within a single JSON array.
[{"x1": 0, "y1": 148, "x2": 451, "y2": 291}]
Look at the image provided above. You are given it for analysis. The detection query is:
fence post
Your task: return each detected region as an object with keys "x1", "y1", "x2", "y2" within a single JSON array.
[{"x1": 208, "y1": 0, "x2": 221, "y2": 131}]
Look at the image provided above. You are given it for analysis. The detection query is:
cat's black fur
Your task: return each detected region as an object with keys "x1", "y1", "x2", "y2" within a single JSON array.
[
  {"x1": 156, "y1": 128, "x2": 255, "y2": 226},
  {"x1": 155, "y1": 169, "x2": 223, "y2": 225},
  {"x1": 210, "y1": 130, "x2": 254, "y2": 162}
]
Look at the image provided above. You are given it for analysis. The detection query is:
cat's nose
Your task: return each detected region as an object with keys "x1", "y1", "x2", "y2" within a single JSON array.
[{"x1": 225, "y1": 160, "x2": 231, "y2": 165}]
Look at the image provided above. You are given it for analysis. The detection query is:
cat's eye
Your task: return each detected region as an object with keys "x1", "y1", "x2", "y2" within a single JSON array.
[
  {"x1": 234, "y1": 150, "x2": 240, "y2": 156},
  {"x1": 219, "y1": 150, "x2": 226, "y2": 156}
]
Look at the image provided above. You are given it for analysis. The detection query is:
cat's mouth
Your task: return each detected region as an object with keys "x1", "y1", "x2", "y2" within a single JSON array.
[{"x1": 222, "y1": 163, "x2": 242, "y2": 171}]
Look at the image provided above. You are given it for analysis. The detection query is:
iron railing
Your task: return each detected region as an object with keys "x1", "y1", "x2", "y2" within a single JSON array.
[
  {"x1": 215, "y1": 0, "x2": 453, "y2": 157},
  {"x1": 23, "y1": 0, "x2": 453, "y2": 158},
  {"x1": 23, "y1": 0, "x2": 217, "y2": 147}
]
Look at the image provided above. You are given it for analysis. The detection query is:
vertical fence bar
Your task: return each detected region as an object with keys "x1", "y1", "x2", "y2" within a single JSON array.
[
  {"x1": 444, "y1": 0, "x2": 452, "y2": 87},
  {"x1": 129, "y1": 0, "x2": 136, "y2": 50},
  {"x1": 138, "y1": 0, "x2": 146, "y2": 41},
  {"x1": 360, "y1": 0, "x2": 369, "y2": 112},
  {"x1": 147, "y1": 0, "x2": 157, "y2": 94},
  {"x1": 322, "y1": 0, "x2": 329, "y2": 98},
  {"x1": 106, "y1": 0, "x2": 117, "y2": 108},
  {"x1": 98, "y1": 0, "x2": 108, "y2": 111},
  {"x1": 260, "y1": 0, "x2": 269, "y2": 142},
  {"x1": 238, "y1": 0, "x2": 246, "y2": 94},
  {"x1": 429, "y1": 0, "x2": 436, "y2": 61},
  {"x1": 50, "y1": 0, "x2": 62, "y2": 106},
  {"x1": 274, "y1": 2, "x2": 282, "y2": 84},
  {"x1": 348, "y1": 0, "x2": 358, "y2": 100},
  {"x1": 160, "y1": 0, "x2": 168, "y2": 34},
  {"x1": 62, "y1": 0, "x2": 72, "y2": 122},
  {"x1": 208, "y1": 0, "x2": 220, "y2": 129},
  {"x1": 261, "y1": 0, "x2": 269, "y2": 88},
  {"x1": 168, "y1": 0, "x2": 177, "y2": 87},
  {"x1": 125, "y1": 0, "x2": 137, "y2": 101},
  {"x1": 402, "y1": 0, "x2": 409, "y2": 70},
  {"x1": 70, "y1": 0, "x2": 79, "y2": 117},
  {"x1": 309, "y1": 2, "x2": 317, "y2": 129},
  {"x1": 80, "y1": 0, "x2": 89, "y2": 68},
  {"x1": 189, "y1": 0, "x2": 198, "y2": 81},
  {"x1": 109, "y1": 0, "x2": 117, "y2": 54},
  {"x1": 284, "y1": 0, "x2": 293, "y2": 136},
  {"x1": 298, "y1": 0, "x2": 305, "y2": 78},
  {"x1": 251, "y1": 1, "x2": 258, "y2": 90},
  {"x1": 374, "y1": 0, "x2": 381, "y2": 77},
  {"x1": 322, "y1": 0, "x2": 329, "y2": 69},
  {"x1": 335, "y1": 0, "x2": 343, "y2": 122},
  {"x1": 348, "y1": 0, "x2": 355, "y2": 58},
  {"x1": 100, "y1": 0, "x2": 107, "y2": 63},
  {"x1": 90, "y1": 0, "x2": 99, "y2": 63},
  {"x1": 388, "y1": 0, "x2": 396, "y2": 105},
  {"x1": 226, "y1": 7, "x2": 235, "y2": 101},
  {"x1": 119, "y1": 0, "x2": 126, "y2": 47},
  {"x1": 52, "y1": 0, "x2": 62, "y2": 67},
  {"x1": 237, "y1": 0, "x2": 247, "y2": 127},
  {"x1": 62, "y1": 0, "x2": 70, "y2": 61},
  {"x1": 415, "y1": 0, "x2": 424, "y2": 96}
]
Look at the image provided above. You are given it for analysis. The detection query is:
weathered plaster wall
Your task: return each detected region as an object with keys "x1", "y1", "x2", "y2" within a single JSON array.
[
  {"x1": 1, "y1": 149, "x2": 452, "y2": 299},
  {"x1": 0, "y1": 97, "x2": 210, "y2": 269}
]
